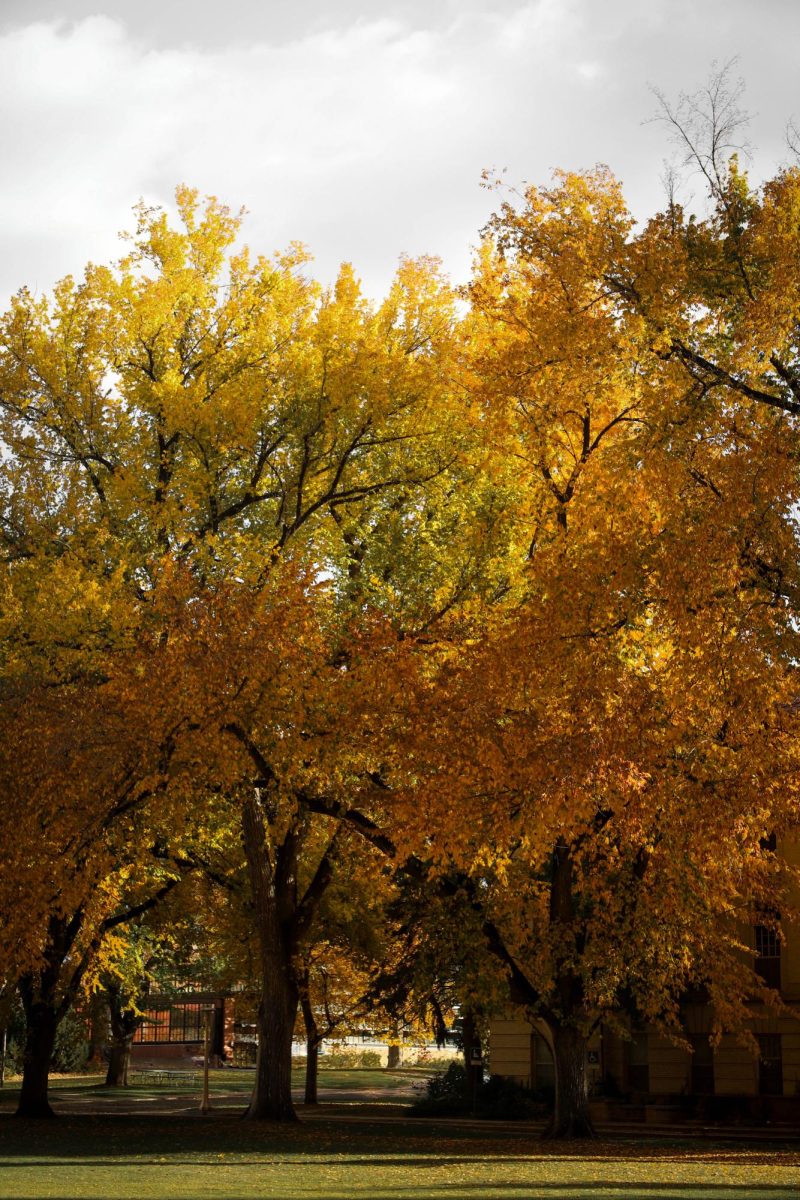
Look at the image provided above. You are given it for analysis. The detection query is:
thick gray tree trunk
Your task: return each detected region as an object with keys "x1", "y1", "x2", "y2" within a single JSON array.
[
  {"x1": 242, "y1": 792, "x2": 300, "y2": 1121},
  {"x1": 299, "y1": 979, "x2": 321, "y2": 1106},
  {"x1": 16, "y1": 982, "x2": 58, "y2": 1119},
  {"x1": 104, "y1": 984, "x2": 142, "y2": 1087},
  {"x1": 541, "y1": 841, "x2": 595, "y2": 1139},
  {"x1": 544, "y1": 1024, "x2": 594, "y2": 1139}
]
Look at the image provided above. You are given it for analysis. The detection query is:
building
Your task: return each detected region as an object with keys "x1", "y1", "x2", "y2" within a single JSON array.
[
  {"x1": 490, "y1": 839, "x2": 800, "y2": 1122},
  {"x1": 131, "y1": 989, "x2": 255, "y2": 1065}
]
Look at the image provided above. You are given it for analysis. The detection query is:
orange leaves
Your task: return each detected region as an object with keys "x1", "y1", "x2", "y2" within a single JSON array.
[
  {"x1": 368, "y1": 162, "x2": 800, "y2": 1041},
  {"x1": 3, "y1": 164, "x2": 800, "y2": 1064}
]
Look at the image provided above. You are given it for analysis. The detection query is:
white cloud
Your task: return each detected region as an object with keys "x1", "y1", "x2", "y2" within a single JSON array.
[
  {"x1": 575, "y1": 61, "x2": 604, "y2": 82},
  {"x1": 1, "y1": 3, "x2": 799, "y2": 303},
  {"x1": 494, "y1": 0, "x2": 578, "y2": 53}
]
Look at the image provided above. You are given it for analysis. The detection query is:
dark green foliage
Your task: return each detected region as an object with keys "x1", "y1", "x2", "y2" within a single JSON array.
[
  {"x1": 51, "y1": 1010, "x2": 89, "y2": 1073},
  {"x1": 320, "y1": 1048, "x2": 382, "y2": 1069},
  {"x1": 1, "y1": 1001, "x2": 25, "y2": 1076},
  {"x1": 411, "y1": 1063, "x2": 545, "y2": 1119},
  {"x1": 428, "y1": 1061, "x2": 469, "y2": 1102},
  {"x1": 411, "y1": 1061, "x2": 469, "y2": 1115},
  {"x1": 477, "y1": 1073, "x2": 545, "y2": 1120}
]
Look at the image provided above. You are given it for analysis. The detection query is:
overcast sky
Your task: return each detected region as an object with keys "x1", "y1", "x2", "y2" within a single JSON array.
[{"x1": 1, "y1": 0, "x2": 799, "y2": 303}]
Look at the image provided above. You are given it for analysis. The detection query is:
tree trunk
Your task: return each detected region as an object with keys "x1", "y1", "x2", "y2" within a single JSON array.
[
  {"x1": 299, "y1": 978, "x2": 320, "y2": 1106},
  {"x1": 235, "y1": 770, "x2": 341, "y2": 1121},
  {"x1": 387, "y1": 1041, "x2": 401, "y2": 1069},
  {"x1": 248, "y1": 972, "x2": 299, "y2": 1120},
  {"x1": 540, "y1": 839, "x2": 594, "y2": 1138},
  {"x1": 16, "y1": 997, "x2": 58, "y2": 1118},
  {"x1": 543, "y1": 1024, "x2": 594, "y2": 1139},
  {"x1": 105, "y1": 1041, "x2": 132, "y2": 1087},
  {"x1": 242, "y1": 792, "x2": 300, "y2": 1121},
  {"x1": 104, "y1": 981, "x2": 142, "y2": 1087},
  {"x1": 304, "y1": 1035, "x2": 319, "y2": 1106},
  {"x1": 15, "y1": 924, "x2": 78, "y2": 1119}
]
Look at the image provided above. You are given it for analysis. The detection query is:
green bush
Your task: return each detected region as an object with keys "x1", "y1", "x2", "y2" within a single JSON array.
[
  {"x1": 426, "y1": 1061, "x2": 468, "y2": 1101},
  {"x1": 477, "y1": 1073, "x2": 544, "y2": 1119},
  {"x1": 1, "y1": 998, "x2": 26, "y2": 1076},
  {"x1": 410, "y1": 1061, "x2": 470, "y2": 1116},
  {"x1": 1, "y1": 1003, "x2": 89, "y2": 1077},
  {"x1": 319, "y1": 1047, "x2": 382, "y2": 1069},
  {"x1": 52, "y1": 1010, "x2": 89, "y2": 1073},
  {"x1": 411, "y1": 1063, "x2": 546, "y2": 1120}
]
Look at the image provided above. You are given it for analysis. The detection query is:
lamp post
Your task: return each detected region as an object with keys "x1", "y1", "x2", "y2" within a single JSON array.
[{"x1": 200, "y1": 1007, "x2": 213, "y2": 1115}]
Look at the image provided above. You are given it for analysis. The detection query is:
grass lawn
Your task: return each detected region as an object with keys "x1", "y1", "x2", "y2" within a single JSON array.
[{"x1": 1, "y1": 1073, "x2": 798, "y2": 1198}]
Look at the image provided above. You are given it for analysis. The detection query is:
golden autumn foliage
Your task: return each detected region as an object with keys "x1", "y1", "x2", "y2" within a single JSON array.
[
  {"x1": 358, "y1": 164, "x2": 800, "y2": 1136},
  {"x1": 2, "y1": 147, "x2": 800, "y2": 1134},
  {"x1": 0, "y1": 189, "x2": 495, "y2": 1118}
]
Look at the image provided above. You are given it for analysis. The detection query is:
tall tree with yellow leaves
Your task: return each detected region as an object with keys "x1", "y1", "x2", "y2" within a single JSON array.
[{"x1": 0, "y1": 189, "x2": 507, "y2": 1120}]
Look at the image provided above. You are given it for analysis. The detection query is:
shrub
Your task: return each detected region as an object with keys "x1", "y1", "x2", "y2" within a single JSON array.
[
  {"x1": 477, "y1": 1074, "x2": 543, "y2": 1120},
  {"x1": 1, "y1": 1001, "x2": 88, "y2": 1077},
  {"x1": 320, "y1": 1047, "x2": 382, "y2": 1069},
  {"x1": 410, "y1": 1064, "x2": 546, "y2": 1120},
  {"x1": 52, "y1": 1009, "x2": 89, "y2": 1073},
  {"x1": 1, "y1": 998, "x2": 26, "y2": 1077},
  {"x1": 426, "y1": 1061, "x2": 468, "y2": 1101},
  {"x1": 410, "y1": 1061, "x2": 469, "y2": 1116}
]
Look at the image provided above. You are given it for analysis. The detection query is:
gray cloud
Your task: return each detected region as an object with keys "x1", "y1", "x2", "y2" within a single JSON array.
[{"x1": 2, "y1": 1, "x2": 799, "y2": 303}]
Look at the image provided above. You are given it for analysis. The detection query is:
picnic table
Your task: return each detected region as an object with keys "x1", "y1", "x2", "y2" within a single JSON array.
[{"x1": 131, "y1": 1068, "x2": 198, "y2": 1087}]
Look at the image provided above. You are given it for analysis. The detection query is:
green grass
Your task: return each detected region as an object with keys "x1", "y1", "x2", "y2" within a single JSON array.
[
  {"x1": 0, "y1": 1073, "x2": 798, "y2": 1198},
  {"x1": 1, "y1": 1114, "x2": 799, "y2": 1199}
]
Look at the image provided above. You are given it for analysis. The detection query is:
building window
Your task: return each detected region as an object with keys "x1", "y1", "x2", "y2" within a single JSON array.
[
  {"x1": 134, "y1": 1009, "x2": 170, "y2": 1044},
  {"x1": 757, "y1": 1035, "x2": 783, "y2": 1097},
  {"x1": 754, "y1": 923, "x2": 781, "y2": 990},
  {"x1": 169, "y1": 1003, "x2": 203, "y2": 1042},
  {"x1": 133, "y1": 1004, "x2": 204, "y2": 1044},
  {"x1": 689, "y1": 1034, "x2": 714, "y2": 1095}
]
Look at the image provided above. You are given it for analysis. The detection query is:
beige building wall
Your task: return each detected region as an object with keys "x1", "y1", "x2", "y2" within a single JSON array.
[
  {"x1": 490, "y1": 839, "x2": 800, "y2": 1101},
  {"x1": 603, "y1": 1029, "x2": 625, "y2": 1088},
  {"x1": 488, "y1": 1019, "x2": 530, "y2": 1085},
  {"x1": 782, "y1": 838, "x2": 800, "y2": 1004},
  {"x1": 783, "y1": 1031, "x2": 800, "y2": 1095},
  {"x1": 648, "y1": 1032, "x2": 689, "y2": 1094},
  {"x1": 489, "y1": 1016, "x2": 800, "y2": 1098},
  {"x1": 714, "y1": 1035, "x2": 757, "y2": 1095}
]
